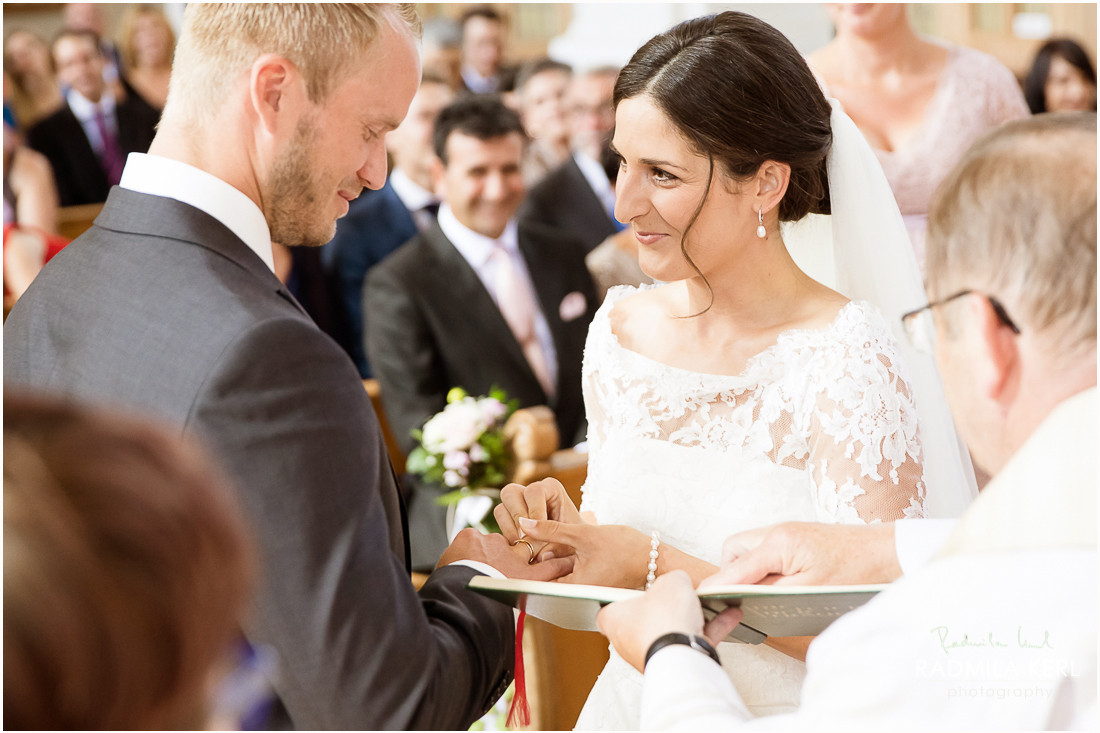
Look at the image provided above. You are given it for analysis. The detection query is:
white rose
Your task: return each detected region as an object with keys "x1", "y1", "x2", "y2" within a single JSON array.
[
  {"x1": 422, "y1": 398, "x2": 488, "y2": 452},
  {"x1": 478, "y1": 397, "x2": 508, "y2": 423}
]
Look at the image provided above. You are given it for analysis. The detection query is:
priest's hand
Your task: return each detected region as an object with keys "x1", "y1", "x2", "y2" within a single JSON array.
[
  {"x1": 596, "y1": 571, "x2": 743, "y2": 673},
  {"x1": 701, "y1": 522, "x2": 902, "y2": 588}
]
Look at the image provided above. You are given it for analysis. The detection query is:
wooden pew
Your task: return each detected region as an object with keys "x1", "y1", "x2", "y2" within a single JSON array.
[
  {"x1": 57, "y1": 202, "x2": 104, "y2": 241},
  {"x1": 518, "y1": 447, "x2": 609, "y2": 732},
  {"x1": 362, "y1": 378, "x2": 406, "y2": 474}
]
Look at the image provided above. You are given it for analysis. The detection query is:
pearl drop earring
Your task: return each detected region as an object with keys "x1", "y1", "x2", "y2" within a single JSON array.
[{"x1": 756, "y1": 209, "x2": 766, "y2": 239}]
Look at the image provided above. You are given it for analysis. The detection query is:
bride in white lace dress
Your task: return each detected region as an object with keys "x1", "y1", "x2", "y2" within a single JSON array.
[{"x1": 497, "y1": 11, "x2": 976, "y2": 730}]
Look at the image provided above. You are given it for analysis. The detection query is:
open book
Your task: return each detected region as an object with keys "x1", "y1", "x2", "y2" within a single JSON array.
[{"x1": 468, "y1": 576, "x2": 887, "y2": 644}]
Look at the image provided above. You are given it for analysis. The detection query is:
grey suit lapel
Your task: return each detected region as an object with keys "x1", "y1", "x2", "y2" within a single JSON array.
[{"x1": 95, "y1": 187, "x2": 309, "y2": 318}]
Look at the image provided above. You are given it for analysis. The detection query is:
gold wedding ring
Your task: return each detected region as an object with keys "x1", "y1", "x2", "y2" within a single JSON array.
[{"x1": 514, "y1": 537, "x2": 536, "y2": 564}]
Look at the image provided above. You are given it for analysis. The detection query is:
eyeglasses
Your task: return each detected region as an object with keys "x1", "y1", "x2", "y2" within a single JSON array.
[{"x1": 901, "y1": 290, "x2": 1021, "y2": 353}]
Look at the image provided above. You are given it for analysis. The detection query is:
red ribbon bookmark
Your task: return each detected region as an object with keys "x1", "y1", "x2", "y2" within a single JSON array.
[{"x1": 506, "y1": 605, "x2": 530, "y2": 728}]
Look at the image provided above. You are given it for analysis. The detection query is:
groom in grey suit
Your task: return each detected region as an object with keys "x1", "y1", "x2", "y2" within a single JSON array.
[{"x1": 3, "y1": 5, "x2": 569, "y2": 730}]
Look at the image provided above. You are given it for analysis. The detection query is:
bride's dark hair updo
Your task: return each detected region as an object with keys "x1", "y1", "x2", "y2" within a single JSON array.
[{"x1": 615, "y1": 11, "x2": 833, "y2": 222}]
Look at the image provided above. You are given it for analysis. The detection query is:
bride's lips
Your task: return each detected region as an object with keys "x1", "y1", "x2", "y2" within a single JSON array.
[{"x1": 633, "y1": 229, "x2": 668, "y2": 246}]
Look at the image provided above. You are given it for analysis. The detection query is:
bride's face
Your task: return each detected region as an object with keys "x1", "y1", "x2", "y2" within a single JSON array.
[{"x1": 611, "y1": 95, "x2": 754, "y2": 282}]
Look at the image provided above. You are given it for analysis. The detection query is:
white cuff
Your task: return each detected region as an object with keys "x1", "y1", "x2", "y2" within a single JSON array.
[{"x1": 447, "y1": 559, "x2": 506, "y2": 578}]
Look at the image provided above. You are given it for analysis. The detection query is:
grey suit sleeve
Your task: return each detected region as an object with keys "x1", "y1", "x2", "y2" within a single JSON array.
[
  {"x1": 189, "y1": 316, "x2": 513, "y2": 730},
  {"x1": 363, "y1": 264, "x2": 449, "y2": 455}
]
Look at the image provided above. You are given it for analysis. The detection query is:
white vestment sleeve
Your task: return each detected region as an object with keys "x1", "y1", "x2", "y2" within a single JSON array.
[
  {"x1": 640, "y1": 646, "x2": 751, "y2": 730},
  {"x1": 894, "y1": 518, "x2": 957, "y2": 575}
]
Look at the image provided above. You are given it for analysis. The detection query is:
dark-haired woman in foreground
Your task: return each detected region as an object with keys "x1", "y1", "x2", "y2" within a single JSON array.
[{"x1": 498, "y1": 11, "x2": 975, "y2": 727}]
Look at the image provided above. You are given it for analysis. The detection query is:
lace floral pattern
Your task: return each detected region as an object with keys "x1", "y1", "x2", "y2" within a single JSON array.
[{"x1": 574, "y1": 284, "x2": 926, "y2": 729}]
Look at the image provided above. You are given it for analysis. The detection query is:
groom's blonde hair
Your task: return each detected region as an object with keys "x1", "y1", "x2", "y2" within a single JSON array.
[
  {"x1": 926, "y1": 112, "x2": 1096, "y2": 352},
  {"x1": 164, "y1": 3, "x2": 420, "y2": 127}
]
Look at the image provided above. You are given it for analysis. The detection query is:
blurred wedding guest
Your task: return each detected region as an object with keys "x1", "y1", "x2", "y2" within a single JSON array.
[
  {"x1": 63, "y1": 2, "x2": 123, "y2": 91},
  {"x1": 3, "y1": 29, "x2": 64, "y2": 130},
  {"x1": 585, "y1": 228, "x2": 653, "y2": 303},
  {"x1": 119, "y1": 4, "x2": 176, "y2": 112},
  {"x1": 1025, "y1": 37, "x2": 1097, "y2": 114},
  {"x1": 809, "y1": 3, "x2": 1028, "y2": 273},
  {"x1": 26, "y1": 29, "x2": 158, "y2": 206},
  {"x1": 422, "y1": 16, "x2": 464, "y2": 92},
  {"x1": 520, "y1": 66, "x2": 621, "y2": 252},
  {"x1": 597, "y1": 111, "x2": 1097, "y2": 732},
  {"x1": 5, "y1": 5, "x2": 569, "y2": 728},
  {"x1": 460, "y1": 6, "x2": 509, "y2": 94},
  {"x1": 514, "y1": 58, "x2": 573, "y2": 185},
  {"x1": 365, "y1": 95, "x2": 597, "y2": 569},
  {"x1": 3, "y1": 390, "x2": 256, "y2": 730},
  {"x1": 4, "y1": 121, "x2": 64, "y2": 299},
  {"x1": 324, "y1": 72, "x2": 455, "y2": 377}
]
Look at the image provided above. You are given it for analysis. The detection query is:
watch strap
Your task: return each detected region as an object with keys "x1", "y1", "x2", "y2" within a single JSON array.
[{"x1": 644, "y1": 632, "x2": 721, "y2": 669}]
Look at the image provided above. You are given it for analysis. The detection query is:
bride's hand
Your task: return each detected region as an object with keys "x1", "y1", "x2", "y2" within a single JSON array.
[
  {"x1": 517, "y1": 517, "x2": 652, "y2": 588},
  {"x1": 495, "y1": 477, "x2": 581, "y2": 536}
]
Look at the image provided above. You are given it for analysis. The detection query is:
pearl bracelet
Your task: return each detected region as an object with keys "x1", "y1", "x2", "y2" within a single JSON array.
[{"x1": 645, "y1": 530, "x2": 660, "y2": 589}]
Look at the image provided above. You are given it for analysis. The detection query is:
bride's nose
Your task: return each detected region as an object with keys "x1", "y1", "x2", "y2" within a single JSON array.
[{"x1": 614, "y1": 170, "x2": 647, "y2": 224}]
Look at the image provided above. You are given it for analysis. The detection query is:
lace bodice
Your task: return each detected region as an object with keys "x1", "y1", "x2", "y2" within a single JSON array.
[{"x1": 575, "y1": 284, "x2": 927, "y2": 729}]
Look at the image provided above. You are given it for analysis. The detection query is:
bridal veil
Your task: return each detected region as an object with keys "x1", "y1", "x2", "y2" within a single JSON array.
[{"x1": 783, "y1": 99, "x2": 978, "y2": 517}]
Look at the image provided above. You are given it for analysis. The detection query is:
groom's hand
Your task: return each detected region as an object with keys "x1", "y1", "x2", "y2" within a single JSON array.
[{"x1": 439, "y1": 528, "x2": 575, "y2": 581}]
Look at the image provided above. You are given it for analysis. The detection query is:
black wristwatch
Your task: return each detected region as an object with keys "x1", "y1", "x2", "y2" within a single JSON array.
[{"x1": 644, "y1": 632, "x2": 721, "y2": 669}]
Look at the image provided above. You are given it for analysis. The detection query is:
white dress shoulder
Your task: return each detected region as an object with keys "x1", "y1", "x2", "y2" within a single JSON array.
[{"x1": 575, "y1": 284, "x2": 927, "y2": 730}]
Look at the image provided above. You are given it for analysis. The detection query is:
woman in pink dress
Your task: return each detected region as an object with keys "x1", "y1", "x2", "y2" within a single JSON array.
[{"x1": 809, "y1": 3, "x2": 1028, "y2": 273}]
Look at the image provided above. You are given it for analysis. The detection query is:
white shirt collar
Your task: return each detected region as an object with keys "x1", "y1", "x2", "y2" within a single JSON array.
[
  {"x1": 461, "y1": 65, "x2": 499, "y2": 94},
  {"x1": 573, "y1": 150, "x2": 614, "y2": 206},
  {"x1": 119, "y1": 152, "x2": 275, "y2": 273},
  {"x1": 388, "y1": 167, "x2": 436, "y2": 213},
  {"x1": 437, "y1": 203, "x2": 519, "y2": 269},
  {"x1": 66, "y1": 87, "x2": 115, "y2": 121}
]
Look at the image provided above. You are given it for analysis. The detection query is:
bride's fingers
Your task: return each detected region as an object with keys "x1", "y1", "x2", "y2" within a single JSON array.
[
  {"x1": 517, "y1": 516, "x2": 585, "y2": 549},
  {"x1": 498, "y1": 482, "x2": 534, "y2": 535},
  {"x1": 521, "y1": 481, "x2": 553, "y2": 522},
  {"x1": 493, "y1": 500, "x2": 522, "y2": 543}
]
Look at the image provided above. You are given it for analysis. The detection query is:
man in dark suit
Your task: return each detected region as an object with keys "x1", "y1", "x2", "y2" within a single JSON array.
[
  {"x1": 519, "y1": 66, "x2": 622, "y2": 252},
  {"x1": 323, "y1": 72, "x2": 455, "y2": 377},
  {"x1": 4, "y1": 5, "x2": 567, "y2": 730},
  {"x1": 365, "y1": 95, "x2": 598, "y2": 570},
  {"x1": 27, "y1": 29, "x2": 157, "y2": 206}
]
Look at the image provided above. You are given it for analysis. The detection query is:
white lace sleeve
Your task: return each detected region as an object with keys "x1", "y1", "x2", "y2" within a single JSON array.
[{"x1": 805, "y1": 338, "x2": 927, "y2": 524}]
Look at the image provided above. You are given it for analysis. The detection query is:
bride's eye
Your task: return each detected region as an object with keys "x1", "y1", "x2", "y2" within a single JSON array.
[{"x1": 652, "y1": 167, "x2": 678, "y2": 184}]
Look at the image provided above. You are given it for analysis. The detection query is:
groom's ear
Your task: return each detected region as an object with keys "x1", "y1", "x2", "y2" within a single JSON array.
[{"x1": 754, "y1": 160, "x2": 790, "y2": 216}]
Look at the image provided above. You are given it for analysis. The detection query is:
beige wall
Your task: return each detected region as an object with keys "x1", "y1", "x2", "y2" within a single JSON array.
[{"x1": 6, "y1": 3, "x2": 1094, "y2": 82}]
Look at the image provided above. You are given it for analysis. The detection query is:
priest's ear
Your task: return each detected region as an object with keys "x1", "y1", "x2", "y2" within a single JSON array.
[{"x1": 961, "y1": 293, "x2": 1021, "y2": 408}]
